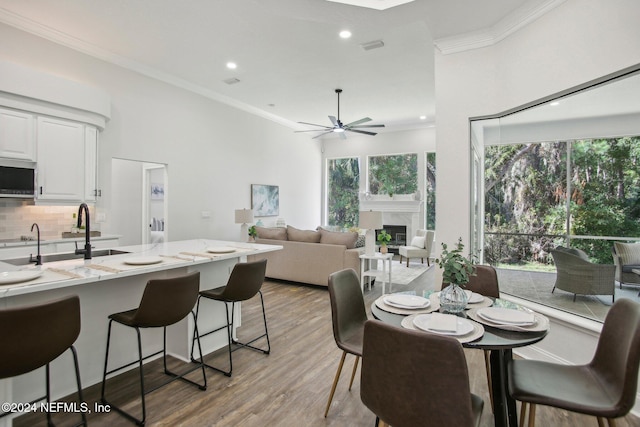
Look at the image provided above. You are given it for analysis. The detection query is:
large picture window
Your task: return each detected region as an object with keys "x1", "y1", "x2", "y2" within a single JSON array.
[
  {"x1": 425, "y1": 152, "x2": 436, "y2": 229},
  {"x1": 368, "y1": 153, "x2": 418, "y2": 197},
  {"x1": 326, "y1": 157, "x2": 360, "y2": 228}
]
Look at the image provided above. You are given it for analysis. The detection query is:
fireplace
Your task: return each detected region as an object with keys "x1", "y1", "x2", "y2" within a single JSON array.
[{"x1": 376, "y1": 225, "x2": 407, "y2": 254}]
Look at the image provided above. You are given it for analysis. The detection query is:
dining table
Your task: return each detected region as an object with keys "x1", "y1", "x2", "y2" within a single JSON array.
[{"x1": 371, "y1": 293, "x2": 548, "y2": 427}]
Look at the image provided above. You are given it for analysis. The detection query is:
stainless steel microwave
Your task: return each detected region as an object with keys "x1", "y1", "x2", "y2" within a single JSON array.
[{"x1": 0, "y1": 164, "x2": 36, "y2": 198}]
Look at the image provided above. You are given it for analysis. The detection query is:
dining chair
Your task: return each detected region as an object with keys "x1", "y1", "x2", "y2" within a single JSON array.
[
  {"x1": 0, "y1": 295, "x2": 87, "y2": 427},
  {"x1": 360, "y1": 319, "x2": 484, "y2": 427},
  {"x1": 101, "y1": 272, "x2": 207, "y2": 425},
  {"x1": 191, "y1": 259, "x2": 270, "y2": 377},
  {"x1": 441, "y1": 264, "x2": 499, "y2": 408},
  {"x1": 324, "y1": 268, "x2": 367, "y2": 418},
  {"x1": 508, "y1": 298, "x2": 640, "y2": 427}
]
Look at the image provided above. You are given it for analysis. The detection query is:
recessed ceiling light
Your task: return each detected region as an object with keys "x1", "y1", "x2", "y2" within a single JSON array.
[
  {"x1": 339, "y1": 30, "x2": 352, "y2": 39},
  {"x1": 419, "y1": 115, "x2": 427, "y2": 120},
  {"x1": 226, "y1": 62, "x2": 237, "y2": 70},
  {"x1": 550, "y1": 101, "x2": 560, "y2": 106}
]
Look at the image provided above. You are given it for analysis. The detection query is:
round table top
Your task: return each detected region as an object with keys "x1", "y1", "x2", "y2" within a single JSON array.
[{"x1": 371, "y1": 302, "x2": 548, "y2": 351}]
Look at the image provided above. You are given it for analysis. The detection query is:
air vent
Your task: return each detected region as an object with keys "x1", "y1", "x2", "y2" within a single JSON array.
[
  {"x1": 360, "y1": 40, "x2": 385, "y2": 51},
  {"x1": 223, "y1": 78, "x2": 240, "y2": 85}
]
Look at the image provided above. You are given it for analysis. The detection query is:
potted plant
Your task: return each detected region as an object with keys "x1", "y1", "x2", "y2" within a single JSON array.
[
  {"x1": 377, "y1": 230, "x2": 392, "y2": 254},
  {"x1": 248, "y1": 225, "x2": 257, "y2": 242},
  {"x1": 435, "y1": 237, "x2": 476, "y2": 313}
]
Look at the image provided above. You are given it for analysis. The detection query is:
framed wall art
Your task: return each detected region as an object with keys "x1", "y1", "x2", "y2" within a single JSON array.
[{"x1": 251, "y1": 184, "x2": 279, "y2": 217}]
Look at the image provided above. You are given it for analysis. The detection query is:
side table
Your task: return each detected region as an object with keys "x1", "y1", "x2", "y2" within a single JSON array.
[{"x1": 360, "y1": 253, "x2": 394, "y2": 294}]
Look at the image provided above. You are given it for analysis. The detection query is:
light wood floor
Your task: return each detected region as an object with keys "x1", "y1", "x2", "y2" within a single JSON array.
[{"x1": 16, "y1": 272, "x2": 640, "y2": 427}]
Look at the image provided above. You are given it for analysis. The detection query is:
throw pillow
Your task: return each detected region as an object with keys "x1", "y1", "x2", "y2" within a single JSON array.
[
  {"x1": 287, "y1": 225, "x2": 321, "y2": 243},
  {"x1": 411, "y1": 236, "x2": 425, "y2": 248},
  {"x1": 355, "y1": 234, "x2": 366, "y2": 248},
  {"x1": 255, "y1": 226, "x2": 287, "y2": 241},
  {"x1": 319, "y1": 229, "x2": 358, "y2": 249}
]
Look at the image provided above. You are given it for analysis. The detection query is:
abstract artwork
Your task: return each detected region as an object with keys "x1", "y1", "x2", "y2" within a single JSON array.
[{"x1": 251, "y1": 184, "x2": 279, "y2": 216}]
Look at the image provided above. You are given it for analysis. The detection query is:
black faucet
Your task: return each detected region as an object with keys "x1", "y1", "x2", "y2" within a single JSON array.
[
  {"x1": 30, "y1": 222, "x2": 42, "y2": 265},
  {"x1": 75, "y1": 203, "x2": 92, "y2": 260}
]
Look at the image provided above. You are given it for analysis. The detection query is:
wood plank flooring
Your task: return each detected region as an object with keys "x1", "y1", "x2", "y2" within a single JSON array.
[{"x1": 15, "y1": 275, "x2": 640, "y2": 427}]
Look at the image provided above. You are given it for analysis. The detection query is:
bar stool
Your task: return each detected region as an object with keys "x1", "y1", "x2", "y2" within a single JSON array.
[
  {"x1": 100, "y1": 272, "x2": 206, "y2": 426},
  {"x1": 191, "y1": 259, "x2": 270, "y2": 377},
  {"x1": 0, "y1": 295, "x2": 86, "y2": 427}
]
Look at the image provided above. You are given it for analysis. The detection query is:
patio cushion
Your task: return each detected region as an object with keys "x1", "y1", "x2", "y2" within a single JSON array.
[{"x1": 614, "y1": 242, "x2": 640, "y2": 265}]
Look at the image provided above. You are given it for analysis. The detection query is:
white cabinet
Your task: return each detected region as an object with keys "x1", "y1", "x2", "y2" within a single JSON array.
[
  {"x1": 0, "y1": 107, "x2": 35, "y2": 161},
  {"x1": 36, "y1": 117, "x2": 98, "y2": 203},
  {"x1": 84, "y1": 126, "x2": 99, "y2": 202}
]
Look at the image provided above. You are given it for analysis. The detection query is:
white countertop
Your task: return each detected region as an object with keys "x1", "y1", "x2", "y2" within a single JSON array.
[
  {"x1": 0, "y1": 239, "x2": 281, "y2": 298},
  {"x1": 0, "y1": 233, "x2": 121, "y2": 248}
]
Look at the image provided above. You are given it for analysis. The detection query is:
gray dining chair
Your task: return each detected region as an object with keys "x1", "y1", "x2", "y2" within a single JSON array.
[
  {"x1": 360, "y1": 319, "x2": 484, "y2": 426},
  {"x1": 508, "y1": 298, "x2": 640, "y2": 427}
]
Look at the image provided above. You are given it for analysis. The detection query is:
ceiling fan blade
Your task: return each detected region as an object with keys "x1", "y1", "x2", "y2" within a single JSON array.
[
  {"x1": 347, "y1": 129, "x2": 377, "y2": 136},
  {"x1": 328, "y1": 115, "x2": 339, "y2": 127},
  {"x1": 345, "y1": 117, "x2": 371, "y2": 127},
  {"x1": 298, "y1": 121, "x2": 333, "y2": 129},
  {"x1": 348, "y1": 124, "x2": 386, "y2": 129},
  {"x1": 312, "y1": 130, "x2": 334, "y2": 139},
  {"x1": 295, "y1": 129, "x2": 333, "y2": 133},
  {"x1": 339, "y1": 131, "x2": 347, "y2": 140}
]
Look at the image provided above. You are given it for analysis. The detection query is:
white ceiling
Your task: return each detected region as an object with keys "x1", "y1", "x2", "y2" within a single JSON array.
[{"x1": 0, "y1": 0, "x2": 555, "y2": 135}]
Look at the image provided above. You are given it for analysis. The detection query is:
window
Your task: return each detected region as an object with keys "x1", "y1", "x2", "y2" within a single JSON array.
[
  {"x1": 326, "y1": 157, "x2": 360, "y2": 228},
  {"x1": 368, "y1": 153, "x2": 418, "y2": 196},
  {"x1": 425, "y1": 152, "x2": 436, "y2": 229}
]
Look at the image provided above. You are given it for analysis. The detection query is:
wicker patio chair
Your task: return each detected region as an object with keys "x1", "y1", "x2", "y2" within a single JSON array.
[
  {"x1": 612, "y1": 242, "x2": 640, "y2": 289},
  {"x1": 551, "y1": 246, "x2": 615, "y2": 303}
]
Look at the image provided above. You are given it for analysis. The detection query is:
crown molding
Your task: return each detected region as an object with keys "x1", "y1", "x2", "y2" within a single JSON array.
[
  {"x1": 0, "y1": 7, "x2": 301, "y2": 130},
  {"x1": 434, "y1": 0, "x2": 566, "y2": 55}
]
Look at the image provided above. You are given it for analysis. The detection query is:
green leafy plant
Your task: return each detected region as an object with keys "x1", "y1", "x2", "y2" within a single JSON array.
[
  {"x1": 248, "y1": 225, "x2": 257, "y2": 238},
  {"x1": 435, "y1": 237, "x2": 476, "y2": 286},
  {"x1": 377, "y1": 230, "x2": 392, "y2": 246}
]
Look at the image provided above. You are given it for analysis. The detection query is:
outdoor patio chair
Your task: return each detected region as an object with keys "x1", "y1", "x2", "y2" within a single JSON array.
[
  {"x1": 612, "y1": 242, "x2": 640, "y2": 289},
  {"x1": 551, "y1": 246, "x2": 615, "y2": 302}
]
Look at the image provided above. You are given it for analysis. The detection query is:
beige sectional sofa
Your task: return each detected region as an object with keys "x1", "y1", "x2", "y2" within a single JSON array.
[{"x1": 247, "y1": 225, "x2": 363, "y2": 287}]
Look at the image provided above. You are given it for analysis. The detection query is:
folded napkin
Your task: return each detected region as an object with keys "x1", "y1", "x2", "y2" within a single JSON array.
[{"x1": 428, "y1": 313, "x2": 458, "y2": 333}]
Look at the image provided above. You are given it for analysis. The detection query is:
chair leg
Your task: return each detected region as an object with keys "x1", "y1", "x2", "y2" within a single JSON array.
[
  {"x1": 552, "y1": 286, "x2": 556, "y2": 293},
  {"x1": 406, "y1": 258, "x2": 409, "y2": 267},
  {"x1": 161, "y1": 319, "x2": 207, "y2": 391},
  {"x1": 483, "y1": 350, "x2": 493, "y2": 409},
  {"x1": 607, "y1": 417, "x2": 618, "y2": 427},
  {"x1": 45, "y1": 363, "x2": 52, "y2": 427},
  {"x1": 399, "y1": 255, "x2": 403, "y2": 264},
  {"x1": 597, "y1": 418, "x2": 606, "y2": 427},
  {"x1": 421, "y1": 257, "x2": 424, "y2": 264},
  {"x1": 348, "y1": 356, "x2": 360, "y2": 390},
  {"x1": 324, "y1": 351, "x2": 347, "y2": 417},
  {"x1": 573, "y1": 293, "x2": 577, "y2": 302},
  {"x1": 191, "y1": 296, "x2": 234, "y2": 376},
  {"x1": 519, "y1": 402, "x2": 527, "y2": 427},
  {"x1": 69, "y1": 345, "x2": 88, "y2": 426},
  {"x1": 232, "y1": 290, "x2": 271, "y2": 355},
  {"x1": 527, "y1": 403, "x2": 536, "y2": 427}
]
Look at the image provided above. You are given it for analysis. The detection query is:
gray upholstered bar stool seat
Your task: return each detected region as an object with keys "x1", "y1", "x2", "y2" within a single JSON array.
[
  {"x1": 0, "y1": 295, "x2": 86, "y2": 427},
  {"x1": 360, "y1": 320, "x2": 484, "y2": 427},
  {"x1": 509, "y1": 298, "x2": 640, "y2": 427},
  {"x1": 101, "y1": 271, "x2": 207, "y2": 426},
  {"x1": 191, "y1": 259, "x2": 270, "y2": 377}
]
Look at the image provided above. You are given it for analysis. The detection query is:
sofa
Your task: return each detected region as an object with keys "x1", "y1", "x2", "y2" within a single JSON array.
[
  {"x1": 247, "y1": 225, "x2": 364, "y2": 287},
  {"x1": 612, "y1": 242, "x2": 640, "y2": 288}
]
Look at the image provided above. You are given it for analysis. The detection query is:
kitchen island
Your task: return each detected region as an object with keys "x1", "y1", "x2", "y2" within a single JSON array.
[{"x1": 0, "y1": 239, "x2": 282, "y2": 424}]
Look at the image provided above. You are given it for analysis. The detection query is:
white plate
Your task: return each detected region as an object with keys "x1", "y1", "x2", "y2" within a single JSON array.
[
  {"x1": 384, "y1": 294, "x2": 430, "y2": 309},
  {"x1": 412, "y1": 313, "x2": 475, "y2": 336},
  {"x1": 466, "y1": 291, "x2": 484, "y2": 304},
  {"x1": 477, "y1": 307, "x2": 535, "y2": 325},
  {"x1": 0, "y1": 270, "x2": 43, "y2": 285},
  {"x1": 206, "y1": 247, "x2": 236, "y2": 254},
  {"x1": 124, "y1": 256, "x2": 163, "y2": 265}
]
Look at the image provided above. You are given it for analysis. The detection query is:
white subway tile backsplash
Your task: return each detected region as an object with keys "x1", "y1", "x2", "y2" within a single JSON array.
[{"x1": 0, "y1": 202, "x2": 94, "y2": 240}]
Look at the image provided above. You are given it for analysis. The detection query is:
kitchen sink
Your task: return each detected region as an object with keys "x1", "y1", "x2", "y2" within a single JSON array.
[{"x1": 1, "y1": 249, "x2": 131, "y2": 266}]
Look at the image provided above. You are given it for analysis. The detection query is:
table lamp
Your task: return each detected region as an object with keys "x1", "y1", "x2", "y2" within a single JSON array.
[
  {"x1": 359, "y1": 210, "x2": 383, "y2": 256},
  {"x1": 235, "y1": 208, "x2": 254, "y2": 242}
]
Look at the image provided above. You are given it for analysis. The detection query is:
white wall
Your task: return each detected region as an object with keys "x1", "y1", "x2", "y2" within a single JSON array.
[{"x1": 0, "y1": 23, "x2": 322, "y2": 240}]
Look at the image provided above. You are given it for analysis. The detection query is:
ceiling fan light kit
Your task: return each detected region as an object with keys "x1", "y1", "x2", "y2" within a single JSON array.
[{"x1": 296, "y1": 88, "x2": 385, "y2": 139}]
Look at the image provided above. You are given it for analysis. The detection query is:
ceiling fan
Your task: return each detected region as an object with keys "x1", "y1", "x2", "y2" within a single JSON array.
[{"x1": 296, "y1": 89, "x2": 385, "y2": 139}]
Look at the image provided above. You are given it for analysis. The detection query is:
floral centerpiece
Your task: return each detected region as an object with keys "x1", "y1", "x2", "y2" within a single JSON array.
[
  {"x1": 435, "y1": 238, "x2": 476, "y2": 313},
  {"x1": 248, "y1": 225, "x2": 257, "y2": 242},
  {"x1": 377, "y1": 230, "x2": 392, "y2": 254}
]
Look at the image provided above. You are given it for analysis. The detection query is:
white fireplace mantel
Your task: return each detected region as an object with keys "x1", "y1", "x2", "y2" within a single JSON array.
[{"x1": 360, "y1": 198, "x2": 423, "y2": 213}]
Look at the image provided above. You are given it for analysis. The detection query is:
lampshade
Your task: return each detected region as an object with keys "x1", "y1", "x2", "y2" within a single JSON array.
[
  {"x1": 359, "y1": 210, "x2": 383, "y2": 230},
  {"x1": 235, "y1": 208, "x2": 254, "y2": 224}
]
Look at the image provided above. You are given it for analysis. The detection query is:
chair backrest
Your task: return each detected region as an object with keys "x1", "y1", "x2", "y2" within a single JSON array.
[
  {"x1": 613, "y1": 242, "x2": 640, "y2": 266},
  {"x1": 361, "y1": 320, "x2": 478, "y2": 426},
  {"x1": 133, "y1": 271, "x2": 200, "y2": 327},
  {"x1": 590, "y1": 298, "x2": 640, "y2": 417},
  {"x1": 0, "y1": 295, "x2": 81, "y2": 378},
  {"x1": 328, "y1": 268, "x2": 367, "y2": 352},
  {"x1": 440, "y1": 264, "x2": 500, "y2": 298},
  {"x1": 424, "y1": 230, "x2": 435, "y2": 254},
  {"x1": 218, "y1": 259, "x2": 267, "y2": 302}
]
